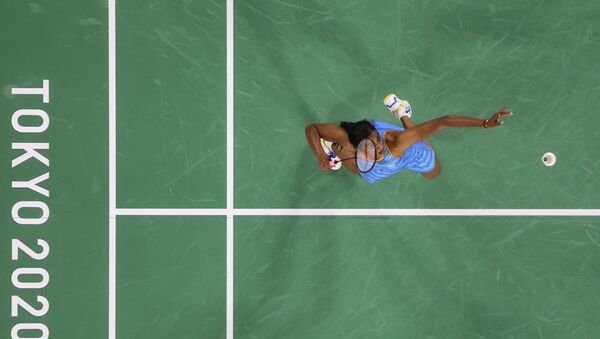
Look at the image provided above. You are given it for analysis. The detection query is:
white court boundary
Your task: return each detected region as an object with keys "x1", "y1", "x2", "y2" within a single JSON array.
[
  {"x1": 226, "y1": 0, "x2": 234, "y2": 338},
  {"x1": 116, "y1": 209, "x2": 600, "y2": 217},
  {"x1": 106, "y1": 1, "x2": 600, "y2": 339},
  {"x1": 108, "y1": 0, "x2": 116, "y2": 339}
]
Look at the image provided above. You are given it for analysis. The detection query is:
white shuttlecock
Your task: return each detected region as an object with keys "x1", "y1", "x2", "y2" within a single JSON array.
[
  {"x1": 384, "y1": 93, "x2": 412, "y2": 120},
  {"x1": 542, "y1": 152, "x2": 556, "y2": 167}
]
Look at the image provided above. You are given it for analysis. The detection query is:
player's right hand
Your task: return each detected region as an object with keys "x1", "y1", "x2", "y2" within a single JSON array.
[{"x1": 486, "y1": 106, "x2": 513, "y2": 128}]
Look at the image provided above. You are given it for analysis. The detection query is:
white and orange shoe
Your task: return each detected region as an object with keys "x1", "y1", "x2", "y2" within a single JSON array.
[
  {"x1": 320, "y1": 138, "x2": 342, "y2": 170},
  {"x1": 384, "y1": 93, "x2": 412, "y2": 120}
]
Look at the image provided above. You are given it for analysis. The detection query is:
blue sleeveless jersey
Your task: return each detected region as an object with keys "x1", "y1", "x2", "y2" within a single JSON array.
[{"x1": 359, "y1": 121, "x2": 436, "y2": 184}]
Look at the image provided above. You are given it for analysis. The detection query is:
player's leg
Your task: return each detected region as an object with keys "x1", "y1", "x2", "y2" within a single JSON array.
[
  {"x1": 417, "y1": 129, "x2": 440, "y2": 179},
  {"x1": 421, "y1": 155, "x2": 441, "y2": 180},
  {"x1": 400, "y1": 116, "x2": 415, "y2": 129},
  {"x1": 397, "y1": 121, "x2": 441, "y2": 179}
]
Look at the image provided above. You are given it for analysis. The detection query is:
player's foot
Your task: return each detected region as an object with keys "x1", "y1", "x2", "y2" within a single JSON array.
[
  {"x1": 320, "y1": 138, "x2": 342, "y2": 170},
  {"x1": 384, "y1": 93, "x2": 412, "y2": 120}
]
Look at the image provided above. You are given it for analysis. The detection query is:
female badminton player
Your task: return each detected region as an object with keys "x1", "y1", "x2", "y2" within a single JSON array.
[{"x1": 304, "y1": 104, "x2": 512, "y2": 184}]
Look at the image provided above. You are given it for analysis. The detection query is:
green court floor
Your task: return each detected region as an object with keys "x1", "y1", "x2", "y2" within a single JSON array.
[
  {"x1": 235, "y1": 217, "x2": 600, "y2": 339},
  {"x1": 233, "y1": 0, "x2": 600, "y2": 209},
  {"x1": 1, "y1": 0, "x2": 600, "y2": 338}
]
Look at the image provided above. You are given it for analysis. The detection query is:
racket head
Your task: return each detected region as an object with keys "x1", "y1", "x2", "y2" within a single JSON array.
[{"x1": 355, "y1": 138, "x2": 377, "y2": 173}]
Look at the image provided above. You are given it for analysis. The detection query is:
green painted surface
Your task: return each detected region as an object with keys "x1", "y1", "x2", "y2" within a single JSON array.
[
  {"x1": 116, "y1": 0, "x2": 227, "y2": 208},
  {"x1": 234, "y1": 0, "x2": 600, "y2": 208},
  {"x1": 235, "y1": 216, "x2": 600, "y2": 339},
  {"x1": 2, "y1": 0, "x2": 600, "y2": 338},
  {"x1": 0, "y1": 1, "x2": 108, "y2": 338},
  {"x1": 117, "y1": 217, "x2": 226, "y2": 339}
]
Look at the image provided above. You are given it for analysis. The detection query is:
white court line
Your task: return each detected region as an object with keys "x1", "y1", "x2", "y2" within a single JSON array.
[
  {"x1": 226, "y1": 0, "x2": 234, "y2": 338},
  {"x1": 235, "y1": 209, "x2": 600, "y2": 216},
  {"x1": 117, "y1": 208, "x2": 228, "y2": 216},
  {"x1": 108, "y1": 0, "x2": 117, "y2": 338},
  {"x1": 116, "y1": 208, "x2": 600, "y2": 217}
]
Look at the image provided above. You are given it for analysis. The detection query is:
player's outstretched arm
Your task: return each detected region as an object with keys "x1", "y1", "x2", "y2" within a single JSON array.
[
  {"x1": 390, "y1": 107, "x2": 513, "y2": 156},
  {"x1": 409, "y1": 106, "x2": 513, "y2": 140}
]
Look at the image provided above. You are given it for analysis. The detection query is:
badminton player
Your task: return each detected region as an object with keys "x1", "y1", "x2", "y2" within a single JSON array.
[{"x1": 305, "y1": 104, "x2": 512, "y2": 184}]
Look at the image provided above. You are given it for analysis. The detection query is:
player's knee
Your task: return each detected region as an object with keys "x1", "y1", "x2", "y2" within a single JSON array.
[
  {"x1": 421, "y1": 171, "x2": 439, "y2": 180},
  {"x1": 422, "y1": 162, "x2": 441, "y2": 180}
]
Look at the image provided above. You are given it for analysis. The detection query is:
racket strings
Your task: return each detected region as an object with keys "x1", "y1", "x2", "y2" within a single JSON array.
[
  {"x1": 334, "y1": 138, "x2": 377, "y2": 173},
  {"x1": 355, "y1": 138, "x2": 377, "y2": 173}
]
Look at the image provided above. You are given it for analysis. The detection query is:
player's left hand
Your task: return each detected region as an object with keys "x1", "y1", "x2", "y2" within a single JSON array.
[
  {"x1": 318, "y1": 156, "x2": 332, "y2": 170},
  {"x1": 485, "y1": 106, "x2": 513, "y2": 128}
]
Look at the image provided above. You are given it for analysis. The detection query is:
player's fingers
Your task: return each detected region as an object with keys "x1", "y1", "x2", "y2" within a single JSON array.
[
  {"x1": 319, "y1": 159, "x2": 329, "y2": 170},
  {"x1": 495, "y1": 111, "x2": 512, "y2": 120},
  {"x1": 492, "y1": 116, "x2": 504, "y2": 126}
]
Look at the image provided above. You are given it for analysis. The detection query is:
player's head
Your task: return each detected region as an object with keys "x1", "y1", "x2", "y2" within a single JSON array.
[{"x1": 339, "y1": 120, "x2": 375, "y2": 148}]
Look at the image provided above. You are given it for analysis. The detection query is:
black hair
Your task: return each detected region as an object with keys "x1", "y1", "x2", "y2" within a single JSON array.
[{"x1": 339, "y1": 119, "x2": 375, "y2": 148}]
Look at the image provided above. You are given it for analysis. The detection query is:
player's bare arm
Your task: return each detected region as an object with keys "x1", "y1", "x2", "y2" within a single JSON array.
[{"x1": 387, "y1": 107, "x2": 513, "y2": 157}]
